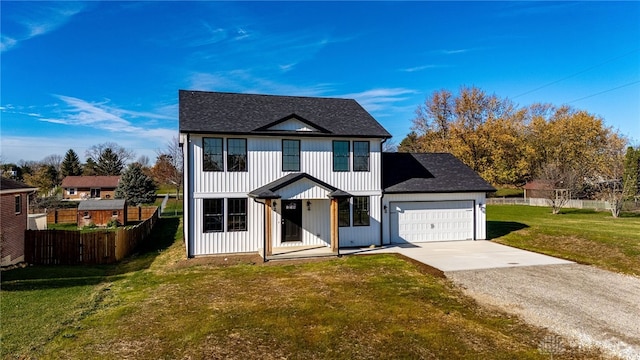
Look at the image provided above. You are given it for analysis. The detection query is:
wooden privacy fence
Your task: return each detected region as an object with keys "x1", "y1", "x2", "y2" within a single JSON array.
[
  {"x1": 25, "y1": 207, "x2": 160, "y2": 265},
  {"x1": 47, "y1": 209, "x2": 77, "y2": 224},
  {"x1": 46, "y1": 206, "x2": 157, "y2": 224}
]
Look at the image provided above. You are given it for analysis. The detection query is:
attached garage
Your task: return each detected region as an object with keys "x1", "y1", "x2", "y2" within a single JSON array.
[
  {"x1": 390, "y1": 200, "x2": 474, "y2": 243},
  {"x1": 381, "y1": 153, "x2": 495, "y2": 245}
]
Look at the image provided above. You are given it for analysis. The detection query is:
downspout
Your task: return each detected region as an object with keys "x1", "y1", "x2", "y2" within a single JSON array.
[
  {"x1": 185, "y1": 133, "x2": 193, "y2": 258},
  {"x1": 379, "y1": 137, "x2": 388, "y2": 247},
  {"x1": 252, "y1": 198, "x2": 268, "y2": 262}
]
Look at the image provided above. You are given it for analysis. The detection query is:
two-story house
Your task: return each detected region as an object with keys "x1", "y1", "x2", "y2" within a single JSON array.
[
  {"x1": 179, "y1": 90, "x2": 494, "y2": 258},
  {"x1": 1, "y1": 178, "x2": 37, "y2": 266}
]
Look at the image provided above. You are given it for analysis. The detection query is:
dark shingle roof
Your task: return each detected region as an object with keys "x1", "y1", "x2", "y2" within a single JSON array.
[
  {"x1": 179, "y1": 90, "x2": 391, "y2": 138},
  {"x1": 77, "y1": 199, "x2": 126, "y2": 211},
  {"x1": 383, "y1": 153, "x2": 496, "y2": 193},
  {"x1": 248, "y1": 173, "x2": 351, "y2": 199},
  {"x1": 0, "y1": 178, "x2": 37, "y2": 193}
]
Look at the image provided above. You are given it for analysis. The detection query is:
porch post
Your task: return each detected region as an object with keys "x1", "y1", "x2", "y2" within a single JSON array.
[
  {"x1": 265, "y1": 199, "x2": 273, "y2": 256},
  {"x1": 330, "y1": 197, "x2": 339, "y2": 252}
]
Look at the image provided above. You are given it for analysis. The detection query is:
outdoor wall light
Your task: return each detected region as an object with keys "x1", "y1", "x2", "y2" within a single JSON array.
[
  {"x1": 307, "y1": 200, "x2": 311, "y2": 211},
  {"x1": 383, "y1": 205, "x2": 388, "y2": 213},
  {"x1": 272, "y1": 201, "x2": 277, "y2": 210}
]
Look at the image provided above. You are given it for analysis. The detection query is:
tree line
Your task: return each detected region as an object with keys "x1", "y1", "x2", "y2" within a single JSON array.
[
  {"x1": 399, "y1": 86, "x2": 639, "y2": 216},
  {"x1": 1, "y1": 138, "x2": 183, "y2": 206}
]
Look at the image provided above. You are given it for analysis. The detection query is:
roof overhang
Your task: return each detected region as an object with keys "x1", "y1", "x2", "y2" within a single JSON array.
[{"x1": 249, "y1": 173, "x2": 352, "y2": 200}]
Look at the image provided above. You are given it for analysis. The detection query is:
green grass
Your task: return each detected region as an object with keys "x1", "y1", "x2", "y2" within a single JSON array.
[
  {"x1": 492, "y1": 188, "x2": 524, "y2": 198},
  {"x1": 1, "y1": 212, "x2": 605, "y2": 359},
  {"x1": 488, "y1": 205, "x2": 640, "y2": 275},
  {"x1": 47, "y1": 223, "x2": 79, "y2": 230}
]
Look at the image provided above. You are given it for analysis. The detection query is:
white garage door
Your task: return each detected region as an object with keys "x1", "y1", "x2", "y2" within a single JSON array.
[{"x1": 390, "y1": 201, "x2": 474, "y2": 243}]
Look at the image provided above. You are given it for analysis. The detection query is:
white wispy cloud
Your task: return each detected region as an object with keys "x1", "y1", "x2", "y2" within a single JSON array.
[
  {"x1": 188, "y1": 71, "x2": 334, "y2": 97},
  {"x1": 435, "y1": 49, "x2": 470, "y2": 55},
  {"x1": 399, "y1": 64, "x2": 449, "y2": 72},
  {"x1": 39, "y1": 95, "x2": 175, "y2": 136},
  {"x1": 1, "y1": 2, "x2": 87, "y2": 52},
  {"x1": 339, "y1": 88, "x2": 417, "y2": 113}
]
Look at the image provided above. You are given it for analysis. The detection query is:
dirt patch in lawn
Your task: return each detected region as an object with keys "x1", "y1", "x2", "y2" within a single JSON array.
[{"x1": 170, "y1": 252, "x2": 446, "y2": 279}]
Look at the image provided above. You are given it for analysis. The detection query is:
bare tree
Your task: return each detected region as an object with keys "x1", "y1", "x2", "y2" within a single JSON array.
[
  {"x1": 42, "y1": 154, "x2": 63, "y2": 184},
  {"x1": 537, "y1": 162, "x2": 581, "y2": 214},
  {"x1": 382, "y1": 139, "x2": 398, "y2": 152},
  {"x1": 595, "y1": 143, "x2": 633, "y2": 218},
  {"x1": 85, "y1": 142, "x2": 135, "y2": 164},
  {"x1": 154, "y1": 136, "x2": 183, "y2": 198}
]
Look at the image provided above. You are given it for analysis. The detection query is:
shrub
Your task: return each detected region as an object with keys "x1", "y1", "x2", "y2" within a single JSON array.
[
  {"x1": 82, "y1": 222, "x2": 97, "y2": 230},
  {"x1": 106, "y1": 218, "x2": 121, "y2": 228}
]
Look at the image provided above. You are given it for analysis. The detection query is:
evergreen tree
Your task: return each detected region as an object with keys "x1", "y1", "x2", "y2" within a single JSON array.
[
  {"x1": 83, "y1": 158, "x2": 99, "y2": 176},
  {"x1": 115, "y1": 163, "x2": 157, "y2": 206},
  {"x1": 624, "y1": 146, "x2": 640, "y2": 197},
  {"x1": 96, "y1": 148, "x2": 124, "y2": 175},
  {"x1": 61, "y1": 149, "x2": 82, "y2": 177}
]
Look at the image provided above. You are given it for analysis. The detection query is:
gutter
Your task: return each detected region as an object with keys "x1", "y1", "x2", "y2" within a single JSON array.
[
  {"x1": 185, "y1": 133, "x2": 193, "y2": 258},
  {"x1": 379, "y1": 138, "x2": 387, "y2": 247}
]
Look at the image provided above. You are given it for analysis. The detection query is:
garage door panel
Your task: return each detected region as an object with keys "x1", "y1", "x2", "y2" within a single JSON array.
[{"x1": 391, "y1": 201, "x2": 474, "y2": 243}]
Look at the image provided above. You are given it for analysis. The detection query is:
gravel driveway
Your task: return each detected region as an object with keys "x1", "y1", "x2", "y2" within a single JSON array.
[{"x1": 446, "y1": 264, "x2": 640, "y2": 359}]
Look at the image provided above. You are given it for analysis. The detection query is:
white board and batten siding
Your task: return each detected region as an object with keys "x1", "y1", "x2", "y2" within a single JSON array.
[
  {"x1": 381, "y1": 193, "x2": 487, "y2": 245},
  {"x1": 183, "y1": 133, "x2": 384, "y2": 256}
]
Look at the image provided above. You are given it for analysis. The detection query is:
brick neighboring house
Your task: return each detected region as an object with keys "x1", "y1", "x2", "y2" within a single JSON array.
[
  {"x1": 1, "y1": 178, "x2": 37, "y2": 266},
  {"x1": 61, "y1": 176, "x2": 120, "y2": 200}
]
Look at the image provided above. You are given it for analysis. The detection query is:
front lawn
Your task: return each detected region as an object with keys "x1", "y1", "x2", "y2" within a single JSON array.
[
  {"x1": 1, "y1": 214, "x2": 605, "y2": 359},
  {"x1": 487, "y1": 205, "x2": 640, "y2": 275}
]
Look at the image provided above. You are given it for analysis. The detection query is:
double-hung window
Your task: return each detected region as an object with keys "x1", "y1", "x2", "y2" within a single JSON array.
[
  {"x1": 227, "y1": 198, "x2": 247, "y2": 232},
  {"x1": 338, "y1": 198, "x2": 350, "y2": 227},
  {"x1": 353, "y1": 196, "x2": 370, "y2": 226},
  {"x1": 353, "y1": 141, "x2": 370, "y2": 172},
  {"x1": 14, "y1": 195, "x2": 21, "y2": 214},
  {"x1": 333, "y1": 141, "x2": 350, "y2": 172},
  {"x1": 282, "y1": 140, "x2": 300, "y2": 171},
  {"x1": 203, "y1": 199, "x2": 223, "y2": 232},
  {"x1": 203, "y1": 138, "x2": 223, "y2": 171},
  {"x1": 227, "y1": 139, "x2": 247, "y2": 172}
]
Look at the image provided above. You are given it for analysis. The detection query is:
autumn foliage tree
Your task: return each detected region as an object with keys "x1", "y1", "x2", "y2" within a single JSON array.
[{"x1": 402, "y1": 86, "x2": 627, "y2": 193}]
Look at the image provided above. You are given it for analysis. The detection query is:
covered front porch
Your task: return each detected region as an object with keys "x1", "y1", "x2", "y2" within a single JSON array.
[{"x1": 248, "y1": 173, "x2": 351, "y2": 262}]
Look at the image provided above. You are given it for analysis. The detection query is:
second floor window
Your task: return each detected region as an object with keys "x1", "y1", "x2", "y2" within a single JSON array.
[
  {"x1": 15, "y1": 195, "x2": 21, "y2": 214},
  {"x1": 227, "y1": 139, "x2": 247, "y2": 172},
  {"x1": 353, "y1": 141, "x2": 370, "y2": 172},
  {"x1": 333, "y1": 141, "x2": 350, "y2": 172},
  {"x1": 203, "y1": 138, "x2": 223, "y2": 171},
  {"x1": 282, "y1": 140, "x2": 300, "y2": 171}
]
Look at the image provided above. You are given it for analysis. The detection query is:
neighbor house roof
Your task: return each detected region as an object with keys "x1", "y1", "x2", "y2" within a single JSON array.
[
  {"x1": 179, "y1": 90, "x2": 392, "y2": 138},
  {"x1": 61, "y1": 176, "x2": 120, "y2": 188},
  {"x1": 248, "y1": 173, "x2": 351, "y2": 199},
  {"x1": 77, "y1": 199, "x2": 126, "y2": 211},
  {"x1": 0, "y1": 178, "x2": 38, "y2": 195},
  {"x1": 382, "y1": 153, "x2": 496, "y2": 193},
  {"x1": 523, "y1": 180, "x2": 555, "y2": 190}
]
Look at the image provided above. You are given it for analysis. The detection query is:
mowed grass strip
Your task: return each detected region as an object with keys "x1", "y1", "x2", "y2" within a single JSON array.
[
  {"x1": 2, "y1": 213, "x2": 609, "y2": 359},
  {"x1": 488, "y1": 205, "x2": 640, "y2": 275}
]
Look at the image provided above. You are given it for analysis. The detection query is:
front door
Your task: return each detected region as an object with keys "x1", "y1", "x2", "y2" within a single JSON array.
[{"x1": 282, "y1": 200, "x2": 302, "y2": 242}]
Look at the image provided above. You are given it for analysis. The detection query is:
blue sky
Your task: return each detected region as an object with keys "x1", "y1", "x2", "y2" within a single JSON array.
[{"x1": 1, "y1": 1, "x2": 639, "y2": 164}]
